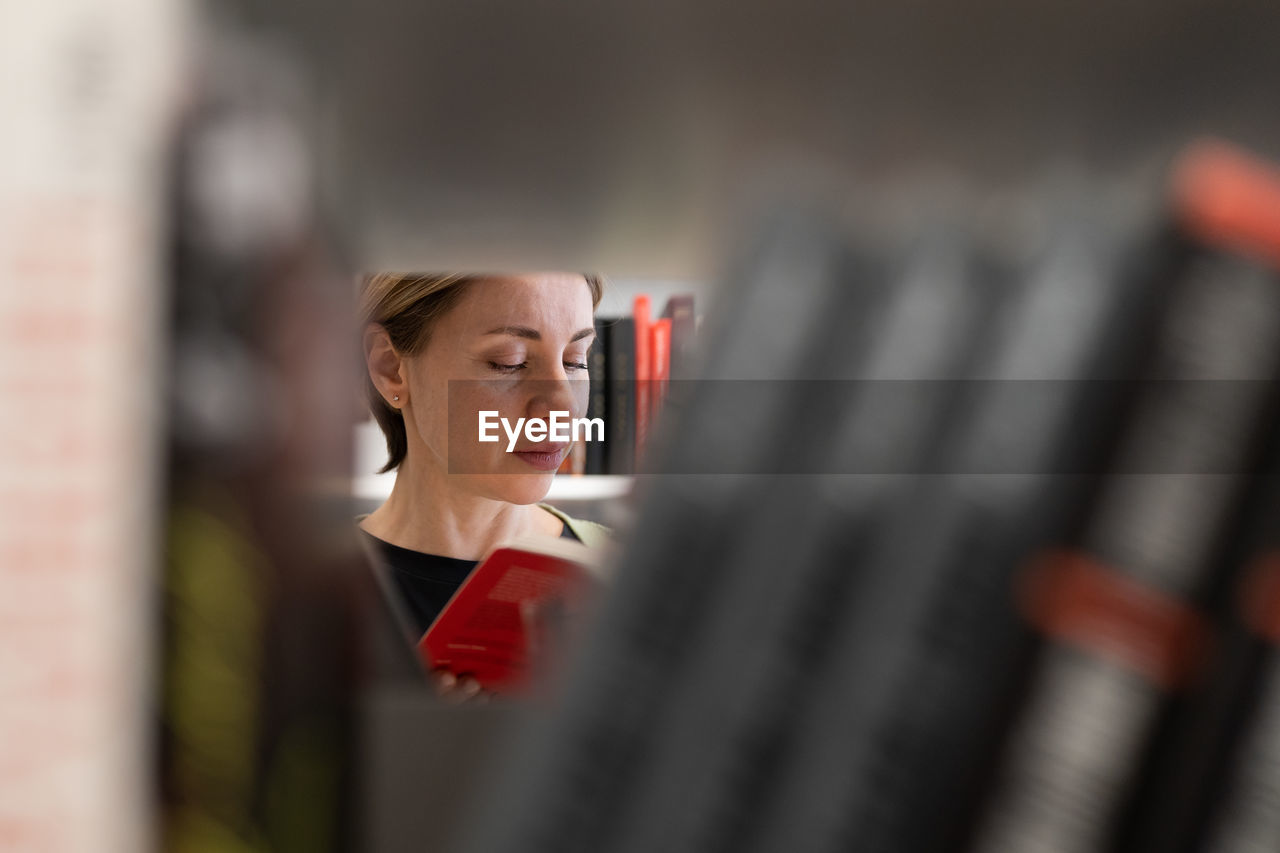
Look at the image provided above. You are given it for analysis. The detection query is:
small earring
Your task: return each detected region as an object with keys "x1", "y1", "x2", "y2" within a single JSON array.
[{"x1": 392, "y1": 395, "x2": 400, "y2": 402}]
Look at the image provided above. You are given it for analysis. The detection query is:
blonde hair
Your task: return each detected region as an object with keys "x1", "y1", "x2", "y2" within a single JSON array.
[{"x1": 359, "y1": 273, "x2": 604, "y2": 472}]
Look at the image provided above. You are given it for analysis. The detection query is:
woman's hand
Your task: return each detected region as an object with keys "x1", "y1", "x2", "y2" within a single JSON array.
[{"x1": 431, "y1": 668, "x2": 492, "y2": 703}]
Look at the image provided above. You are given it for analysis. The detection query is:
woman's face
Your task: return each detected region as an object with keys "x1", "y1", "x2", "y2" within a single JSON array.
[{"x1": 401, "y1": 273, "x2": 595, "y2": 505}]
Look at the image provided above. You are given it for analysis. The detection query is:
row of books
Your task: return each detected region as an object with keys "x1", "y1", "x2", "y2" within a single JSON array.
[
  {"x1": 464, "y1": 139, "x2": 1280, "y2": 853},
  {"x1": 558, "y1": 292, "x2": 699, "y2": 475}
]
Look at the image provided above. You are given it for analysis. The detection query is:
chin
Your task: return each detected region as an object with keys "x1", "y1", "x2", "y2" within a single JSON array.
[{"x1": 479, "y1": 473, "x2": 555, "y2": 506}]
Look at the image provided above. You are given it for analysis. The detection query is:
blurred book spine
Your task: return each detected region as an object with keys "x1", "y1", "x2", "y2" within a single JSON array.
[
  {"x1": 970, "y1": 141, "x2": 1280, "y2": 853},
  {"x1": 634, "y1": 295, "x2": 652, "y2": 466},
  {"x1": 650, "y1": 317, "x2": 671, "y2": 425},
  {"x1": 158, "y1": 34, "x2": 362, "y2": 853},
  {"x1": 585, "y1": 318, "x2": 611, "y2": 475},
  {"x1": 661, "y1": 294, "x2": 698, "y2": 381},
  {"x1": 606, "y1": 316, "x2": 636, "y2": 475}
]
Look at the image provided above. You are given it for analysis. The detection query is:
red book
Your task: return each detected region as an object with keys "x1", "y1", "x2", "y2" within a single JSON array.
[
  {"x1": 418, "y1": 536, "x2": 607, "y2": 693},
  {"x1": 633, "y1": 295, "x2": 652, "y2": 462},
  {"x1": 650, "y1": 317, "x2": 671, "y2": 424}
]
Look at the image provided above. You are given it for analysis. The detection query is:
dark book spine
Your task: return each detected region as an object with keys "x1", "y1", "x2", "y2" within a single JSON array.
[
  {"x1": 584, "y1": 319, "x2": 610, "y2": 475},
  {"x1": 460, "y1": 210, "x2": 883, "y2": 853},
  {"x1": 1114, "y1": 455, "x2": 1280, "y2": 853},
  {"x1": 1200, "y1": 552, "x2": 1280, "y2": 852},
  {"x1": 605, "y1": 316, "x2": 635, "y2": 475},
  {"x1": 660, "y1": 294, "x2": 697, "y2": 380},
  {"x1": 741, "y1": 202, "x2": 1167, "y2": 853},
  {"x1": 160, "y1": 48, "x2": 359, "y2": 853},
  {"x1": 969, "y1": 144, "x2": 1280, "y2": 853},
  {"x1": 604, "y1": 224, "x2": 1011, "y2": 853},
  {"x1": 1119, "y1": 142, "x2": 1280, "y2": 851}
]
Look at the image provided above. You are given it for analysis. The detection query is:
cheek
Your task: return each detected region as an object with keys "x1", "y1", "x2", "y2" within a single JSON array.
[
  {"x1": 446, "y1": 383, "x2": 524, "y2": 465},
  {"x1": 416, "y1": 380, "x2": 450, "y2": 446}
]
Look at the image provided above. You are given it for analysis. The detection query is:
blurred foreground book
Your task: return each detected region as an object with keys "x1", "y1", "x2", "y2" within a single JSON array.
[
  {"x1": 460, "y1": 140, "x2": 1280, "y2": 853},
  {"x1": 156, "y1": 36, "x2": 367, "y2": 853}
]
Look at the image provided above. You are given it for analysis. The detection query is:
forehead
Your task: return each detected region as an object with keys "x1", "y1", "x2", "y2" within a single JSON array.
[{"x1": 448, "y1": 273, "x2": 594, "y2": 332}]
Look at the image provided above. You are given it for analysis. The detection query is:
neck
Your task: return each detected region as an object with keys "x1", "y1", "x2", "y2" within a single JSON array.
[{"x1": 359, "y1": 452, "x2": 555, "y2": 560}]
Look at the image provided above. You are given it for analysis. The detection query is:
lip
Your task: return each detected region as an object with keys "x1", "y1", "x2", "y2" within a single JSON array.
[{"x1": 512, "y1": 443, "x2": 569, "y2": 471}]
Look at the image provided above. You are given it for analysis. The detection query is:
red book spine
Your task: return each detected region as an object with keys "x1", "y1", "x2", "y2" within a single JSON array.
[
  {"x1": 651, "y1": 318, "x2": 671, "y2": 426},
  {"x1": 1173, "y1": 138, "x2": 1280, "y2": 268},
  {"x1": 633, "y1": 295, "x2": 652, "y2": 463}
]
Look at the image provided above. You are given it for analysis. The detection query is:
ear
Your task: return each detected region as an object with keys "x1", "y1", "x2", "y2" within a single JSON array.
[{"x1": 363, "y1": 322, "x2": 407, "y2": 407}]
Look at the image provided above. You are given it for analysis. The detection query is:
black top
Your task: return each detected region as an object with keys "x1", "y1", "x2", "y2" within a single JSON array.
[{"x1": 361, "y1": 522, "x2": 581, "y2": 637}]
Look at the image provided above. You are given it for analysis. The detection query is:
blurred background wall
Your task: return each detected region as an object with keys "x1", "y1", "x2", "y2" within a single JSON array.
[{"x1": 219, "y1": 0, "x2": 1280, "y2": 274}]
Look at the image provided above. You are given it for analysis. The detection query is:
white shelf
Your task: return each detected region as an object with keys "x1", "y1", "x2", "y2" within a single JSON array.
[
  {"x1": 352, "y1": 471, "x2": 633, "y2": 503},
  {"x1": 547, "y1": 475, "x2": 634, "y2": 501}
]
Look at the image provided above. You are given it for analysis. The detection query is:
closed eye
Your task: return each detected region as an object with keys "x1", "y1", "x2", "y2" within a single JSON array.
[{"x1": 489, "y1": 360, "x2": 588, "y2": 373}]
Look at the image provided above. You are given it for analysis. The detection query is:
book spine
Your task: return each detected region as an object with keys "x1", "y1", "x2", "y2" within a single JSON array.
[
  {"x1": 741, "y1": 202, "x2": 1164, "y2": 853},
  {"x1": 1202, "y1": 551, "x2": 1280, "y2": 853},
  {"x1": 161, "y1": 55, "x2": 358, "y2": 853},
  {"x1": 1114, "y1": 458, "x2": 1280, "y2": 853},
  {"x1": 606, "y1": 316, "x2": 635, "y2": 475},
  {"x1": 661, "y1": 294, "x2": 697, "y2": 380},
  {"x1": 604, "y1": 225, "x2": 1011, "y2": 853},
  {"x1": 633, "y1": 295, "x2": 652, "y2": 467},
  {"x1": 970, "y1": 142, "x2": 1280, "y2": 853},
  {"x1": 460, "y1": 210, "x2": 882, "y2": 853},
  {"x1": 650, "y1": 318, "x2": 671, "y2": 427},
  {"x1": 584, "y1": 319, "x2": 610, "y2": 475}
]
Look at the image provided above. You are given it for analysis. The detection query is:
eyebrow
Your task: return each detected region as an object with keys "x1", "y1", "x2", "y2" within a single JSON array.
[{"x1": 483, "y1": 325, "x2": 596, "y2": 343}]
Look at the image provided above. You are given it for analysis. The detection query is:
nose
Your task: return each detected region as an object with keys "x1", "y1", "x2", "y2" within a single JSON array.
[{"x1": 525, "y1": 376, "x2": 580, "y2": 422}]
